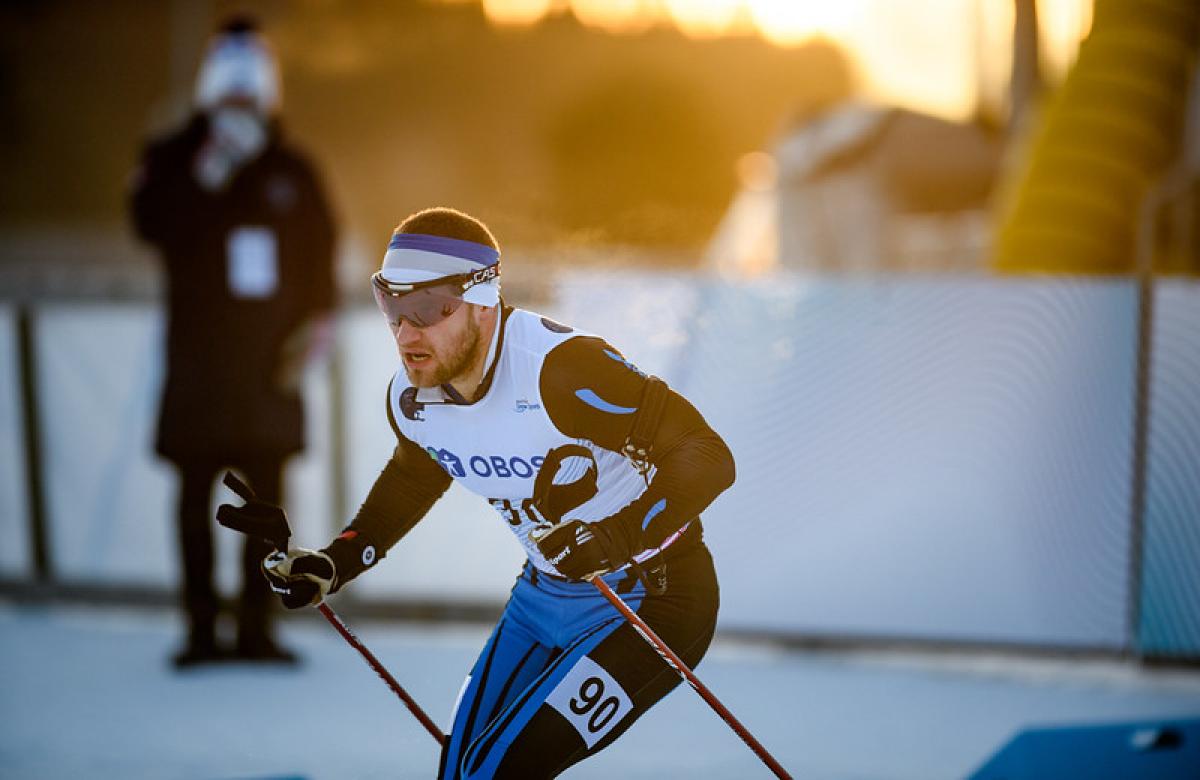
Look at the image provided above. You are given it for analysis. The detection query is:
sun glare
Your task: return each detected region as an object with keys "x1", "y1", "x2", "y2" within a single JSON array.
[
  {"x1": 569, "y1": 0, "x2": 654, "y2": 33},
  {"x1": 662, "y1": 0, "x2": 745, "y2": 39},
  {"x1": 1038, "y1": 0, "x2": 1093, "y2": 78},
  {"x1": 849, "y1": 0, "x2": 978, "y2": 119},
  {"x1": 481, "y1": 0, "x2": 554, "y2": 26},
  {"x1": 744, "y1": 0, "x2": 861, "y2": 47},
  {"x1": 468, "y1": 0, "x2": 1095, "y2": 121}
]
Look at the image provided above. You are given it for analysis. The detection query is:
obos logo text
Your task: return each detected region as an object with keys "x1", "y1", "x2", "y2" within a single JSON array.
[{"x1": 427, "y1": 447, "x2": 545, "y2": 479}]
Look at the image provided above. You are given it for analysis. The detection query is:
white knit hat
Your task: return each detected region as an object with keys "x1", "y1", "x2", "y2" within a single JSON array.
[{"x1": 194, "y1": 19, "x2": 280, "y2": 115}]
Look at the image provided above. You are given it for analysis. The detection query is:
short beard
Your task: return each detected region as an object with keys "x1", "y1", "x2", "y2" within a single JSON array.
[{"x1": 408, "y1": 312, "x2": 485, "y2": 390}]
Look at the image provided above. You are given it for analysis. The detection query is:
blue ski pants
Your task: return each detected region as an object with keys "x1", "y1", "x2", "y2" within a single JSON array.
[{"x1": 439, "y1": 538, "x2": 719, "y2": 779}]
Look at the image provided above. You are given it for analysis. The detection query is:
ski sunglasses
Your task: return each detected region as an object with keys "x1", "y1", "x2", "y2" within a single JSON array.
[{"x1": 371, "y1": 262, "x2": 500, "y2": 329}]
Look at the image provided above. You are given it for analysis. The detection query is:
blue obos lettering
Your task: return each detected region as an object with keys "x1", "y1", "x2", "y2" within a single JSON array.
[
  {"x1": 510, "y1": 457, "x2": 533, "y2": 478},
  {"x1": 490, "y1": 456, "x2": 511, "y2": 478},
  {"x1": 460, "y1": 454, "x2": 547, "y2": 479}
]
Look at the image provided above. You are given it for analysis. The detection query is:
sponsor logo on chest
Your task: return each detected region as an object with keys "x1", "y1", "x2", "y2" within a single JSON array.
[{"x1": 425, "y1": 447, "x2": 546, "y2": 480}]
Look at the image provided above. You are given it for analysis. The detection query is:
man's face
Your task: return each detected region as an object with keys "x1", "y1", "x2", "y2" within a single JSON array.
[{"x1": 390, "y1": 301, "x2": 488, "y2": 388}]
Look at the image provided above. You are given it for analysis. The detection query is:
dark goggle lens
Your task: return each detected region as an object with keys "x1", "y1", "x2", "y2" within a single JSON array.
[{"x1": 372, "y1": 284, "x2": 464, "y2": 328}]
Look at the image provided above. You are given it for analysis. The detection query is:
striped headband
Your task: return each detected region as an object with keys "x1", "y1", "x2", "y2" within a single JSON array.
[{"x1": 380, "y1": 233, "x2": 501, "y2": 306}]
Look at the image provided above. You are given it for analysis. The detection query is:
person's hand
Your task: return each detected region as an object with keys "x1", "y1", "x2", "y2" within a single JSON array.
[
  {"x1": 210, "y1": 105, "x2": 267, "y2": 159},
  {"x1": 193, "y1": 106, "x2": 267, "y2": 191},
  {"x1": 532, "y1": 520, "x2": 619, "y2": 581},
  {"x1": 261, "y1": 548, "x2": 336, "y2": 609},
  {"x1": 193, "y1": 141, "x2": 239, "y2": 191},
  {"x1": 215, "y1": 472, "x2": 333, "y2": 608}
]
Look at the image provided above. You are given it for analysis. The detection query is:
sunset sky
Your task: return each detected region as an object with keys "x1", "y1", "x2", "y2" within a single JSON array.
[{"x1": 459, "y1": 0, "x2": 1093, "y2": 119}]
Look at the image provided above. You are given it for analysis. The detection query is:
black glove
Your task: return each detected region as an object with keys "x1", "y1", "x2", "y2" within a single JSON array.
[
  {"x1": 215, "y1": 471, "x2": 335, "y2": 609},
  {"x1": 215, "y1": 472, "x2": 291, "y2": 550},
  {"x1": 261, "y1": 548, "x2": 336, "y2": 609},
  {"x1": 533, "y1": 519, "x2": 621, "y2": 581}
]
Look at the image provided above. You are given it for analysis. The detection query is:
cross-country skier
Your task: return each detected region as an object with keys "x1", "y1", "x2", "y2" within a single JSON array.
[{"x1": 227, "y1": 206, "x2": 735, "y2": 778}]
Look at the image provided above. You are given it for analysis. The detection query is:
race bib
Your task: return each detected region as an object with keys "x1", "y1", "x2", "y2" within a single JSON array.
[
  {"x1": 227, "y1": 226, "x2": 278, "y2": 298},
  {"x1": 545, "y1": 655, "x2": 633, "y2": 748}
]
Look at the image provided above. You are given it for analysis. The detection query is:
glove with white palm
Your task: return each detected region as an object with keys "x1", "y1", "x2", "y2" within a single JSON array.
[{"x1": 261, "y1": 548, "x2": 336, "y2": 609}]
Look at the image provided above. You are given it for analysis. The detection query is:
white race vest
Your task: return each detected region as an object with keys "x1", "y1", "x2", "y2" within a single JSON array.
[{"x1": 388, "y1": 309, "x2": 649, "y2": 575}]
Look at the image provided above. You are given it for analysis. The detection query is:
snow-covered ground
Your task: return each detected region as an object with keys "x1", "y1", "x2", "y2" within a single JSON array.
[{"x1": 2, "y1": 604, "x2": 1198, "y2": 779}]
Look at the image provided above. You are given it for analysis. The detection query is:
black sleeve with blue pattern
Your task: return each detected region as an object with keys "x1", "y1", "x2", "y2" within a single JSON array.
[{"x1": 539, "y1": 336, "x2": 735, "y2": 557}]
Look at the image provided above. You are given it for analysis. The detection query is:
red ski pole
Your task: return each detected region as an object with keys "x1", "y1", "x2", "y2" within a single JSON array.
[
  {"x1": 592, "y1": 576, "x2": 793, "y2": 780},
  {"x1": 316, "y1": 602, "x2": 445, "y2": 746},
  {"x1": 216, "y1": 471, "x2": 444, "y2": 746}
]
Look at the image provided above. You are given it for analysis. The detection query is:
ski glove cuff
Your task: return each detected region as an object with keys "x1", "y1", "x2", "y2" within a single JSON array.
[
  {"x1": 533, "y1": 519, "x2": 624, "y2": 581},
  {"x1": 262, "y1": 548, "x2": 336, "y2": 609}
]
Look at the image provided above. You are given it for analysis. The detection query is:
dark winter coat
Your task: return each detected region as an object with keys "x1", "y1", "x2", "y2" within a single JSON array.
[{"x1": 130, "y1": 114, "x2": 336, "y2": 463}]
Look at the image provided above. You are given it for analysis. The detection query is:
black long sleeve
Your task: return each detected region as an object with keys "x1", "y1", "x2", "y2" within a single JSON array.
[
  {"x1": 539, "y1": 336, "x2": 735, "y2": 558},
  {"x1": 323, "y1": 433, "x2": 452, "y2": 589},
  {"x1": 128, "y1": 118, "x2": 222, "y2": 251}
]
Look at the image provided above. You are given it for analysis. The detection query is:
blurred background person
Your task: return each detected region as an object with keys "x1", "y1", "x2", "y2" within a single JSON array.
[{"x1": 128, "y1": 14, "x2": 337, "y2": 668}]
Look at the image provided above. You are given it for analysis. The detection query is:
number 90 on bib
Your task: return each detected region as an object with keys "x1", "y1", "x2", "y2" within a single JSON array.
[{"x1": 545, "y1": 655, "x2": 634, "y2": 748}]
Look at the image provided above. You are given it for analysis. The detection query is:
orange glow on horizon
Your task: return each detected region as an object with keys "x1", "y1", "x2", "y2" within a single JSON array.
[
  {"x1": 465, "y1": 0, "x2": 1094, "y2": 120},
  {"x1": 662, "y1": 0, "x2": 746, "y2": 39},
  {"x1": 569, "y1": 0, "x2": 655, "y2": 33},
  {"x1": 481, "y1": 0, "x2": 555, "y2": 26},
  {"x1": 744, "y1": 0, "x2": 862, "y2": 47}
]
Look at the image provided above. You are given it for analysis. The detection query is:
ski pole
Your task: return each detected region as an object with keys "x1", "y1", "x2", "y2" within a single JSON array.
[
  {"x1": 315, "y1": 601, "x2": 445, "y2": 746},
  {"x1": 591, "y1": 576, "x2": 793, "y2": 780},
  {"x1": 216, "y1": 471, "x2": 445, "y2": 746}
]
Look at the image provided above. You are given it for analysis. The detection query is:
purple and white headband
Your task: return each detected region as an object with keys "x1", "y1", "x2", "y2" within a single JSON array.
[{"x1": 380, "y1": 233, "x2": 501, "y2": 306}]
